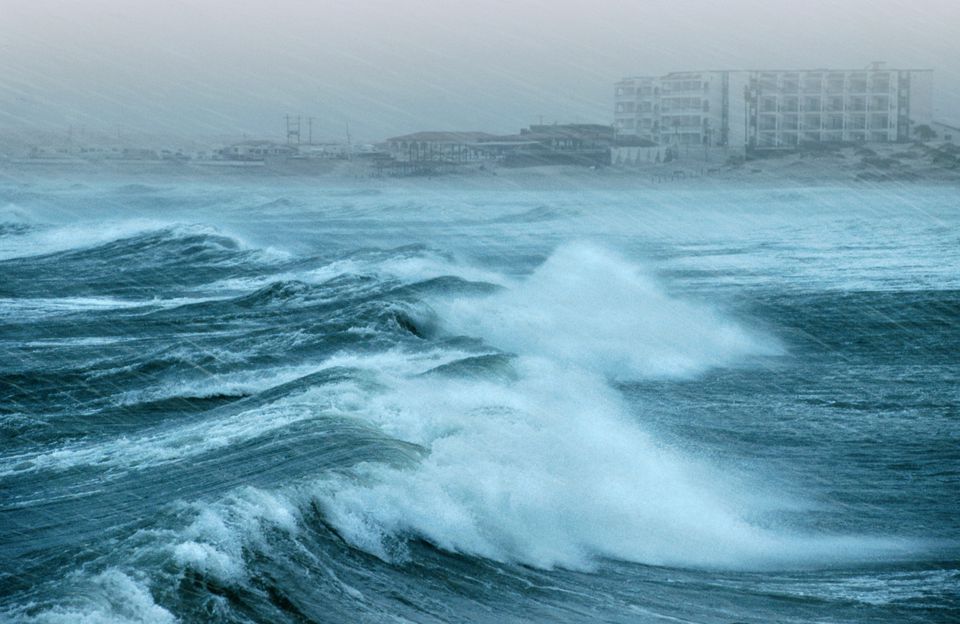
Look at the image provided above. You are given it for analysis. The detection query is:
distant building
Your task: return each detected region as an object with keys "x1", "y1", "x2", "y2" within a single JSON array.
[
  {"x1": 296, "y1": 143, "x2": 351, "y2": 159},
  {"x1": 517, "y1": 124, "x2": 614, "y2": 151},
  {"x1": 614, "y1": 65, "x2": 933, "y2": 152},
  {"x1": 497, "y1": 124, "x2": 614, "y2": 166},
  {"x1": 121, "y1": 148, "x2": 160, "y2": 161},
  {"x1": 385, "y1": 125, "x2": 614, "y2": 166},
  {"x1": 930, "y1": 121, "x2": 959, "y2": 142},
  {"x1": 384, "y1": 132, "x2": 500, "y2": 162},
  {"x1": 217, "y1": 140, "x2": 296, "y2": 161}
]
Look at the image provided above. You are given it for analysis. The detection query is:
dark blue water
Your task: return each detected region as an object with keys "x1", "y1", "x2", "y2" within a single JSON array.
[{"x1": 1, "y1": 180, "x2": 958, "y2": 623}]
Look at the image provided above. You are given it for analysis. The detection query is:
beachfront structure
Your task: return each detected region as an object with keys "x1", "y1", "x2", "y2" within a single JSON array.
[
  {"x1": 384, "y1": 132, "x2": 501, "y2": 162},
  {"x1": 930, "y1": 120, "x2": 959, "y2": 142},
  {"x1": 384, "y1": 125, "x2": 614, "y2": 165},
  {"x1": 217, "y1": 140, "x2": 296, "y2": 161},
  {"x1": 614, "y1": 66, "x2": 933, "y2": 152}
]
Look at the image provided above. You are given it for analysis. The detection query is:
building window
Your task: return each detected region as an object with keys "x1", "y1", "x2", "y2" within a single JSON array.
[
  {"x1": 803, "y1": 114, "x2": 822, "y2": 130},
  {"x1": 803, "y1": 75, "x2": 822, "y2": 92},
  {"x1": 848, "y1": 114, "x2": 867, "y2": 129},
  {"x1": 782, "y1": 96, "x2": 799, "y2": 112},
  {"x1": 760, "y1": 115, "x2": 778, "y2": 130},
  {"x1": 666, "y1": 115, "x2": 701, "y2": 129},
  {"x1": 761, "y1": 96, "x2": 778, "y2": 112},
  {"x1": 826, "y1": 96, "x2": 844, "y2": 112},
  {"x1": 870, "y1": 95, "x2": 889, "y2": 111},
  {"x1": 804, "y1": 96, "x2": 822, "y2": 111},
  {"x1": 870, "y1": 74, "x2": 891, "y2": 91},
  {"x1": 870, "y1": 131, "x2": 890, "y2": 142},
  {"x1": 826, "y1": 74, "x2": 845, "y2": 93},
  {"x1": 665, "y1": 79, "x2": 702, "y2": 92},
  {"x1": 782, "y1": 115, "x2": 799, "y2": 130},
  {"x1": 847, "y1": 96, "x2": 866, "y2": 111},
  {"x1": 759, "y1": 73, "x2": 778, "y2": 90},
  {"x1": 870, "y1": 113, "x2": 889, "y2": 129},
  {"x1": 848, "y1": 74, "x2": 867, "y2": 92},
  {"x1": 662, "y1": 97, "x2": 701, "y2": 113},
  {"x1": 847, "y1": 131, "x2": 866, "y2": 143}
]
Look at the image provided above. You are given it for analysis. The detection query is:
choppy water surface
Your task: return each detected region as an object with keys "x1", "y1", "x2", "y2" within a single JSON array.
[{"x1": 1, "y1": 180, "x2": 958, "y2": 623}]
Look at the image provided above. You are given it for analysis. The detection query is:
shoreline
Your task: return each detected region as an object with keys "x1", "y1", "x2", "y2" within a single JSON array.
[{"x1": 2, "y1": 144, "x2": 958, "y2": 190}]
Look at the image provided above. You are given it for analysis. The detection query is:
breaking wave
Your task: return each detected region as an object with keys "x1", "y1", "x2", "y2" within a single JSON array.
[
  {"x1": 5, "y1": 201, "x2": 950, "y2": 624},
  {"x1": 305, "y1": 244, "x2": 903, "y2": 571}
]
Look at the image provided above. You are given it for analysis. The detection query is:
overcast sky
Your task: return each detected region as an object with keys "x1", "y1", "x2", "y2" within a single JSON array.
[{"x1": 1, "y1": 0, "x2": 958, "y2": 141}]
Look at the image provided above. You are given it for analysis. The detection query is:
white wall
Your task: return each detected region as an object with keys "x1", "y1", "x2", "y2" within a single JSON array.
[
  {"x1": 726, "y1": 72, "x2": 751, "y2": 150},
  {"x1": 909, "y1": 71, "x2": 934, "y2": 126}
]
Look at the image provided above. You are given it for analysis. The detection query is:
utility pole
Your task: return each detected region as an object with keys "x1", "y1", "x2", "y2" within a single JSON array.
[
  {"x1": 285, "y1": 115, "x2": 301, "y2": 146},
  {"x1": 308, "y1": 117, "x2": 314, "y2": 145},
  {"x1": 344, "y1": 121, "x2": 352, "y2": 160}
]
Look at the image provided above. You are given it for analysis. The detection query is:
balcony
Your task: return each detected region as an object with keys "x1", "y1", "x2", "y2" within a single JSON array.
[
  {"x1": 847, "y1": 115, "x2": 867, "y2": 130},
  {"x1": 825, "y1": 97, "x2": 844, "y2": 112},
  {"x1": 870, "y1": 75, "x2": 891, "y2": 91},
  {"x1": 802, "y1": 114, "x2": 822, "y2": 130},
  {"x1": 826, "y1": 75, "x2": 845, "y2": 93},
  {"x1": 825, "y1": 114, "x2": 844, "y2": 130},
  {"x1": 870, "y1": 114, "x2": 889, "y2": 129},
  {"x1": 846, "y1": 97, "x2": 867, "y2": 112}
]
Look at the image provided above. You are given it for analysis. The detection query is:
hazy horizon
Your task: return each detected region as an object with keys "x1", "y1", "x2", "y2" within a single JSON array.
[{"x1": 2, "y1": 0, "x2": 959, "y2": 142}]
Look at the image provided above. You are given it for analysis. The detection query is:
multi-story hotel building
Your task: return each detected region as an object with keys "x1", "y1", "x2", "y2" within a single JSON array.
[{"x1": 614, "y1": 66, "x2": 932, "y2": 151}]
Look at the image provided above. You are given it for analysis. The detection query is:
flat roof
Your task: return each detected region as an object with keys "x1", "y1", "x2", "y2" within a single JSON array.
[
  {"x1": 617, "y1": 68, "x2": 932, "y2": 82},
  {"x1": 385, "y1": 131, "x2": 497, "y2": 142}
]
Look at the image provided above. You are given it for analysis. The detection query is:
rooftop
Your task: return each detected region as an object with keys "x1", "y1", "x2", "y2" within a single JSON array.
[{"x1": 386, "y1": 131, "x2": 498, "y2": 143}]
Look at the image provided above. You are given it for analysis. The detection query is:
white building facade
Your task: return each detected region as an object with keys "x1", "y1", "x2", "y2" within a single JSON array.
[{"x1": 614, "y1": 67, "x2": 932, "y2": 152}]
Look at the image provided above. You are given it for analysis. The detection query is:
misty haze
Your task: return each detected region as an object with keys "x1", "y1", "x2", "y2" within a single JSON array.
[{"x1": 1, "y1": 2, "x2": 958, "y2": 623}]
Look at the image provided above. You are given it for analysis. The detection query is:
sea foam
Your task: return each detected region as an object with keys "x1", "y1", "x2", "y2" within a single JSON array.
[
  {"x1": 315, "y1": 243, "x2": 905, "y2": 570},
  {"x1": 435, "y1": 243, "x2": 779, "y2": 379}
]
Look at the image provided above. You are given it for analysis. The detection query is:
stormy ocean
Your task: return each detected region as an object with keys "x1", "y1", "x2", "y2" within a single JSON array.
[{"x1": 1, "y1": 179, "x2": 958, "y2": 623}]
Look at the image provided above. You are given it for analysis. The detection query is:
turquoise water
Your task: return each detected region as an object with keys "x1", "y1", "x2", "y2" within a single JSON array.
[{"x1": 1, "y1": 180, "x2": 958, "y2": 622}]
